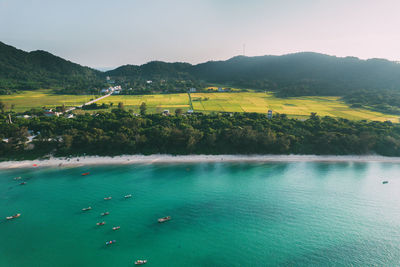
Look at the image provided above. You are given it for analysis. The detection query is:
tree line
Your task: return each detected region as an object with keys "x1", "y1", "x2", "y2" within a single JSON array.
[{"x1": 1, "y1": 110, "x2": 400, "y2": 161}]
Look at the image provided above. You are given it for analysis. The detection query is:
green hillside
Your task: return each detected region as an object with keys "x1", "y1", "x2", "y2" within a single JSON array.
[{"x1": 0, "y1": 41, "x2": 105, "y2": 94}]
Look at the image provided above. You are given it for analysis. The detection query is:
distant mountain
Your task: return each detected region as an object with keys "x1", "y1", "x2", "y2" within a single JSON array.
[
  {"x1": 106, "y1": 52, "x2": 400, "y2": 96},
  {"x1": 0, "y1": 41, "x2": 104, "y2": 94},
  {"x1": 3, "y1": 40, "x2": 400, "y2": 99},
  {"x1": 105, "y1": 61, "x2": 193, "y2": 79},
  {"x1": 191, "y1": 53, "x2": 400, "y2": 96}
]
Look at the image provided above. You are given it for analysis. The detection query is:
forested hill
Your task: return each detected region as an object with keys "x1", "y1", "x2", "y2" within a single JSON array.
[
  {"x1": 0, "y1": 41, "x2": 104, "y2": 94},
  {"x1": 3, "y1": 40, "x2": 400, "y2": 100},
  {"x1": 191, "y1": 53, "x2": 400, "y2": 96},
  {"x1": 106, "y1": 61, "x2": 193, "y2": 79},
  {"x1": 107, "y1": 53, "x2": 400, "y2": 96}
]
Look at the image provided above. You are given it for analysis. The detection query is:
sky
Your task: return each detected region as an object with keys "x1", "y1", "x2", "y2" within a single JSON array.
[{"x1": 1, "y1": 0, "x2": 400, "y2": 69}]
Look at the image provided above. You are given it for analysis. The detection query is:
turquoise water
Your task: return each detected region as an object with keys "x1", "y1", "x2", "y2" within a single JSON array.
[{"x1": 1, "y1": 162, "x2": 400, "y2": 266}]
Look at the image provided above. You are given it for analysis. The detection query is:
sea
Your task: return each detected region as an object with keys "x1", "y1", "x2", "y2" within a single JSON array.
[{"x1": 1, "y1": 161, "x2": 400, "y2": 266}]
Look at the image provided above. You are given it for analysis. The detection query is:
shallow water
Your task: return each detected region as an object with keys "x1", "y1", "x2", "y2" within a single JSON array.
[{"x1": 1, "y1": 162, "x2": 400, "y2": 266}]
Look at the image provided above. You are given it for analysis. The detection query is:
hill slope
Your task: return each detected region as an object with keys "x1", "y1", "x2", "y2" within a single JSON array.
[
  {"x1": 191, "y1": 53, "x2": 400, "y2": 96},
  {"x1": 0, "y1": 41, "x2": 104, "y2": 94},
  {"x1": 106, "y1": 52, "x2": 400, "y2": 97}
]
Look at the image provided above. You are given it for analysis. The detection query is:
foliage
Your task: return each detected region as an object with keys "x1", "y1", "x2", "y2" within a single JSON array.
[
  {"x1": 343, "y1": 89, "x2": 400, "y2": 114},
  {"x1": 0, "y1": 101, "x2": 5, "y2": 113},
  {"x1": 2, "y1": 111, "x2": 400, "y2": 160},
  {"x1": 140, "y1": 102, "x2": 147, "y2": 116},
  {"x1": 81, "y1": 103, "x2": 110, "y2": 110}
]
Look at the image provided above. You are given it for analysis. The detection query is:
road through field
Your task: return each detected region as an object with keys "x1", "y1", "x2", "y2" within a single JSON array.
[{"x1": 65, "y1": 88, "x2": 114, "y2": 112}]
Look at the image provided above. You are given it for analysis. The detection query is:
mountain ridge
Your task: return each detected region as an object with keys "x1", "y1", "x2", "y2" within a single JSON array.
[{"x1": 2, "y1": 41, "x2": 400, "y2": 98}]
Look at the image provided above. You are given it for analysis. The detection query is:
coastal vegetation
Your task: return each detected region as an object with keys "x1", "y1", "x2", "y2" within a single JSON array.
[{"x1": 2, "y1": 110, "x2": 400, "y2": 160}]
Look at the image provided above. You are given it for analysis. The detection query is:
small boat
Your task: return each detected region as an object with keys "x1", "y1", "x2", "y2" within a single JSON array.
[
  {"x1": 82, "y1": 207, "x2": 92, "y2": 211},
  {"x1": 101, "y1": 212, "x2": 110, "y2": 216},
  {"x1": 106, "y1": 240, "x2": 116, "y2": 245},
  {"x1": 14, "y1": 176, "x2": 22, "y2": 180},
  {"x1": 124, "y1": 194, "x2": 132, "y2": 198},
  {"x1": 104, "y1": 197, "x2": 112, "y2": 200},
  {"x1": 6, "y1": 214, "x2": 20, "y2": 220},
  {"x1": 97, "y1": 222, "x2": 106, "y2": 226},
  {"x1": 81, "y1": 172, "x2": 90, "y2": 176},
  {"x1": 20, "y1": 182, "x2": 27, "y2": 185},
  {"x1": 135, "y1": 260, "x2": 147, "y2": 265},
  {"x1": 112, "y1": 226, "x2": 120, "y2": 230},
  {"x1": 383, "y1": 181, "x2": 389, "y2": 184},
  {"x1": 158, "y1": 216, "x2": 171, "y2": 223}
]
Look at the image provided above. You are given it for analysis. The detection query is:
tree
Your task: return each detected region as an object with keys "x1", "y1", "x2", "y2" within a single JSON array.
[
  {"x1": 175, "y1": 108, "x2": 183, "y2": 116},
  {"x1": 118, "y1": 102, "x2": 124, "y2": 110},
  {"x1": 0, "y1": 101, "x2": 5, "y2": 113},
  {"x1": 140, "y1": 102, "x2": 147, "y2": 116}
]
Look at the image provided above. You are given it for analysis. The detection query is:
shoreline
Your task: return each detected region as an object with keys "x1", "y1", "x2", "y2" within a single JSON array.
[{"x1": 1, "y1": 154, "x2": 400, "y2": 169}]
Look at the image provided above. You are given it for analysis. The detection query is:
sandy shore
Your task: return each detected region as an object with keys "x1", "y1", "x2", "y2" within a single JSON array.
[{"x1": 1, "y1": 154, "x2": 400, "y2": 169}]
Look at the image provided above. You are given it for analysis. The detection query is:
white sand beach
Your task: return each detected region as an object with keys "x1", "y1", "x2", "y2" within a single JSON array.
[{"x1": 1, "y1": 154, "x2": 400, "y2": 169}]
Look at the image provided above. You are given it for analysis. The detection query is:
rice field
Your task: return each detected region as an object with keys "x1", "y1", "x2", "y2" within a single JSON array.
[
  {"x1": 190, "y1": 92, "x2": 400, "y2": 122},
  {"x1": 1, "y1": 90, "x2": 399, "y2": 122},
  {"x1": 0, "y1": 89, "x2": 94, "y2": 112},
  {"x1": 97, "y1": 94, "x2": 190, "y2": 113}
]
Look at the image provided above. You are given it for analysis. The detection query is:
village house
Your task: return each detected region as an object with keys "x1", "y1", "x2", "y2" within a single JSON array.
[
  {"x1": 101, "y1": 88, "x2": 110, "y2": 94},
  {"x1": 44, "y1": 109, "x2": 60, "y2": 117},
  {"x1": 17, "y1": 115, "x2": 31, "y2": 119}
]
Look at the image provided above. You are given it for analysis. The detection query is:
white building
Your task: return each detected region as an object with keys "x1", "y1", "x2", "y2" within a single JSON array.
[{"x1": 267, "y1": 110, "x2": 273, "y2": 119}]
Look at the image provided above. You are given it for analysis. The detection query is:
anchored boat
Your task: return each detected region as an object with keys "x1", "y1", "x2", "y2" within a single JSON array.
[
  {"x1": 97, "y1": 222, "x2": 106, "y2": 226},
  {"x1": 81, "y1": 172, "x2": 90, "y2": 176},
  {"x1": 106, "y1": 240, "x2": 116, "y2": 245},
  {"x1": 6, "y1": 214, "x2": 20, "y2": 220},
  {"x1": 158, "y1": 216, "x2": 171, "y2": 223},
  {"x1": 124, "y1": 194, "x2": 132, "y2": 198},
  {"x1": 82, "y1": 207, "x2": 92, "y2": 211},
  {"x1": 135, "y1": 260, "x2": 147, "y2": 265},
  {"x1": 112, "y1": 226, "x2": 120, "y2": 230},
  {"x1": 101, "y1": 212, "x2": 110, "y2": 216},
  {"x1": 104, "y1": 196, "x2": 112, "y2": 200}
]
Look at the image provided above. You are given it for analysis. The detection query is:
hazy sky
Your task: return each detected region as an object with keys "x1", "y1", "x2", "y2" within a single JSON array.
[{"x1": 1, "y1": 0, "x2": 400, "y2": 68}]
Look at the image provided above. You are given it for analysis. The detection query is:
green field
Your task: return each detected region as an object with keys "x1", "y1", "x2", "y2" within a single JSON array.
[
  {"x1": 1, "y1": 90, "x2": 399, "y2": 122},
  {"x1": 97, "y1": 94, "x2": 190, "y2": 114},
  {"x1": 0, "y1": 90, "x2": 94, "y2": 112}
]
